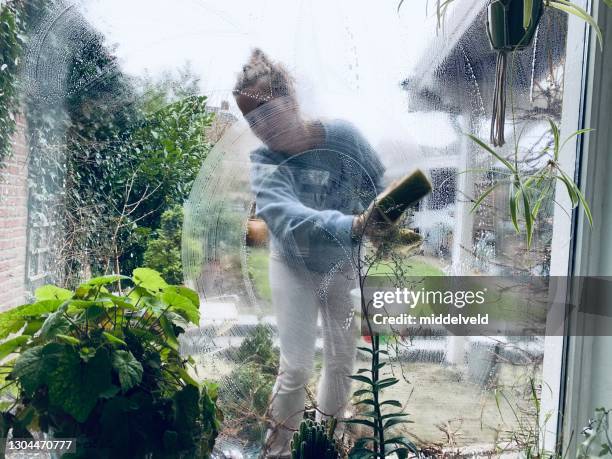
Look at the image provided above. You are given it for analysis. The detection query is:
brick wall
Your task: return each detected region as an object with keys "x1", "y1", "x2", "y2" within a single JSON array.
[{"x1": 0, "y1": 115, "x2": 29, "y2": 310}]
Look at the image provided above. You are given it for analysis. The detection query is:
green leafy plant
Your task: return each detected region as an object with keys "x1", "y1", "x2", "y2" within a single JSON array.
[
  {"x1": 67, "y1": 91, "x2": 214, "y2": 281},
  {"x1": 221, "y1": 324, "x2": 279, "y2": 444},
  {"x1": 469, "y1": 120, "x2": 593, "y2": 247},
  {"x1": 0, "y1": 2, "x2": 20, "y2": 167},
  {"x1": 0, "y1": 0, "x2": 42, "y2": 167},
  {"x1": 290, "y1": 419, "x2": 341, "y2": 459},
  {"x1": 488, "y1": 376, "x2": 562, "y2": 458},
  {"x1": 0, "y1": 268, "x2": 221, "y2": 459},
  {"x1": 346, "y1": 339, "x2": 419, "y2": 459},
  {"x1": 578, "y1": 407, "x2": 612, "y2": 458},
  {"x1": 234, "y1": 323, "x2": 278, "y2": 370},
  {"x1": 347, "y1": 226, "x2": 423, "y2": 458},
  {"x1": 144, "y1": 205, "x2": 185, "y2": 285},
  {"x1": 24, "y1": 14, "x2": 213, "y2": 286}
]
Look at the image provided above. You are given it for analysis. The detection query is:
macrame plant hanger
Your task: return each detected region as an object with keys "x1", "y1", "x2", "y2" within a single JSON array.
[{"x1": 486, "y1": 0, "x2": 543, "y2": 146}]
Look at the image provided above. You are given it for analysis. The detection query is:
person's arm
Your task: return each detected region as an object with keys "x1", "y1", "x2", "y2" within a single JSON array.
[{"x1": 250, "y1": 158, "x2": 355, "y2": 253}]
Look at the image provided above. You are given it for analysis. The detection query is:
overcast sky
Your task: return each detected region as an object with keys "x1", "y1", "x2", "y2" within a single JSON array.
[{"x1": 78, "y1": 0, "x2": 458, "y2": 149}]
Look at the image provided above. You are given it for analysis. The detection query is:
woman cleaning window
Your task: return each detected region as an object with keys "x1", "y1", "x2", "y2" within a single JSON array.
[{"x1": 233, "y1": 48, "x2": 419, "y2": 458}]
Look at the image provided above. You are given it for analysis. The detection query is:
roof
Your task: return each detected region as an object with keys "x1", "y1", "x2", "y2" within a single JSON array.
[{"x1": 403, "y1": 0, "x2": 568, "y2": 113}]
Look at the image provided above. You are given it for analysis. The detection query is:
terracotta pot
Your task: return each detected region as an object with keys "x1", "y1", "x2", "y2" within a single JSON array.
[{"x1": 246, "y1": 217, "x2": 268, "y2": 247}]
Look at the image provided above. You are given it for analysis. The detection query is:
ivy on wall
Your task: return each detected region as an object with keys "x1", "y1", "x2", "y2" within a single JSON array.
[
  {"x1": 0, "y1": 0, "x2": 44, "y2": 168},
  {"x1": 0, "y1": 1, "x2": 25, "y2": 167}
]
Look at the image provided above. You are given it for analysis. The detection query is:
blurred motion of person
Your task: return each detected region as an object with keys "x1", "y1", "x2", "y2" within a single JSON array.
[{"x1": 234, "y1": 49, "x2": 390, "y2": 458}]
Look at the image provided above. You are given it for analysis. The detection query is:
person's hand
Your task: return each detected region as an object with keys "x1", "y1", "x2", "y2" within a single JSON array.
[
  {"x1": 352, "y1": 201, "x2": 397, "y2": 241},
  {"x1": 352, "y1": 179, "x2": 402, "y2": 241}
]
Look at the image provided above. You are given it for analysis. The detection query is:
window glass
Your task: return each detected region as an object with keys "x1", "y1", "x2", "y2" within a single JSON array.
[{"x1": 1, "y1": 0, "x2": 579, "y2": 456}]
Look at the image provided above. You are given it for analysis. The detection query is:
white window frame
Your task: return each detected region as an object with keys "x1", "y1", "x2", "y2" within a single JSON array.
[
  {"x1": 540, "y1": 0, "x2": 593, "y2": 448},
  {"x1": 555, "y1": 0, "x2": 612, "y2": 453}
]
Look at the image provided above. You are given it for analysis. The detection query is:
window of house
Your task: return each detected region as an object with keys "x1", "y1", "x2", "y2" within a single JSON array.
[{"x1": 3, "y1": 0, "x2": 606, "y2": 457}]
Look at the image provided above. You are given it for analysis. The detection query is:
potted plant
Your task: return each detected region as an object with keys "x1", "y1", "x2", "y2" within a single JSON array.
[
  {"x1": 346, "y1": 195, "x2": 429, "y2": 459},
  {"x1": 487, "y1": 0, "x2": 544, "y2": 146},
  {"x1": 290, "y1": 419, "x2": 341, "y2": 459},
  {"x1": 0, "y1": 268, "x2": 221, "y2": 459},
  {"x1": 486, "y1": 0, "x2": 604, "y2": 146},
  {"x1": 398, "y1": 0, "x2": 608, "y2": 146},
  {"x1": 469, "y1": 120, "x2": 593, "y2": 247}
]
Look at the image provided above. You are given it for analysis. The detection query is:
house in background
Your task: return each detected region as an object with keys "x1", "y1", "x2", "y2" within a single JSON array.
[{"x1": 401, "y1": 0, "x2": 566, "y2": 275}]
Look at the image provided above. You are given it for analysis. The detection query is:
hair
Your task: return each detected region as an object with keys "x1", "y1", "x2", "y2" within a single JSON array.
[{"x1": 233, "y1": 48, "x2": 295, "y2": 102}]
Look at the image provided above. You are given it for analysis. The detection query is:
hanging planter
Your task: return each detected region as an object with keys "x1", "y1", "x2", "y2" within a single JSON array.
[{"x1": 486, "y1": 0, "x2": 543, "y2": 146}]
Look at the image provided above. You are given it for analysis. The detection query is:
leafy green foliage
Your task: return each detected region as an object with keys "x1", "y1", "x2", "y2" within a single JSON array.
[
  {"x1": 23, "y1": 9, "x2": 213, "y2": 286},
  {"x1": 0, "y1": 0, "x2": 43, "y2": 166},
  {"x1": 0, "y1": 2, "x2": 22, "y2": 167},
  {"x1": 234, "y1": 323, "x2": 279, "y2": 372},
  {"x1": 0, "y1": 269, "x2": 221, "y2": 458},
  {"x1": 290, "y1": 419, "x2": 341, "y2": 459},
  {"x1": 346, "y1": 340, "x2": 419, "y2": 459},
  {"x1": 469, "y1": 121, "x2": 593, "y2": 248},
  {"x1": 222, "y1": 324, "x2": 279, "y2": 443},
  {"x1": 578, "y1": 407, "x2": 612, "y2": 458},
  {"x1": 347, "y1": 182, "x2": 426, "y2": 458},
  {"x1": 111, "y1": 349, "x2": 144, "y2": 391},
  {"x1": 144, "y1": 205, "x2": 184, "y2": 285},
  {"x1": 46, "y1": 345, "x2": 113, "y2": 423},
  {"x1": 0, "y1": 336, "x2": 28, "y2": 361},
  {"x1": 23, "y1": 9, "x2": 138, "y2": 286},
  {"x1": 128, "y1": 95, "x2": 213, "y2": 217},
  {"x1": 63, "y1": 87, "x2": 213, "y2": 281}
]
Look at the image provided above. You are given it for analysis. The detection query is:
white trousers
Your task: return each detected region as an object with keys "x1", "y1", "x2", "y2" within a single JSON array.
[{"x1": 265, "y1": 255, "x2": 358, "y2": 456}]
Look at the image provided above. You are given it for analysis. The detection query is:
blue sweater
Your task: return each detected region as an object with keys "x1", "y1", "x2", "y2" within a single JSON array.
[{"x1": 249, "y1": 120, "x2": 385, "y2": 273}]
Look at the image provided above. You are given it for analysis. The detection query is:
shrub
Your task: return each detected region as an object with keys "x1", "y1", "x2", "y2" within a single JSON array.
[
  {"x1": 222, "y1": 324, "x2": 279, "y2": 444},
  {"x1": 234, "y1": 324, "x2": 278, "y2": 373},
  {"x1": 144, "y1": 205, "x2": 184, "y2": 285},
  {"x1": 0, "y1": 268, "x2": 221, "y2": 458}
]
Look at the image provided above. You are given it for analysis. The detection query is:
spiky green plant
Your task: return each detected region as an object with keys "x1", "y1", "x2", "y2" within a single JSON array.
[{"x1": 290, "y1": 419, "x2": 341, "y2": 459}]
